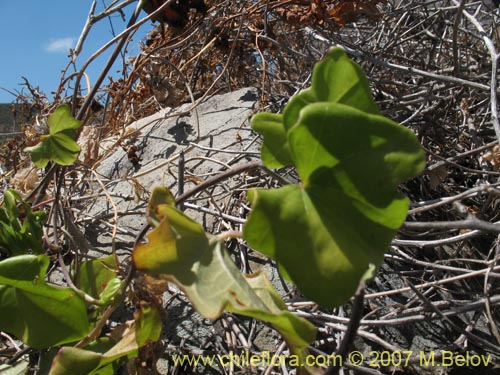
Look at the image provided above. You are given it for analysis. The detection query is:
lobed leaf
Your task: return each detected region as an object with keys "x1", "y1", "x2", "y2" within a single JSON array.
[
  {"x1": 245, "y1": 49, "x2": 425, "y2": 308},
  {"x1": 24, "y1": 104, "x2": 81, "y2": 168}
]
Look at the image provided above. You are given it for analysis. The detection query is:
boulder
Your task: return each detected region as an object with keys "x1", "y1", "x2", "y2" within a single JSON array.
[{"x1": 82, "y1": 87, "x2": 261, "y2": 257}]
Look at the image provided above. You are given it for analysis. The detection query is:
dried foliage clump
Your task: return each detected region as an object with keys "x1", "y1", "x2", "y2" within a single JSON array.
[{"x1": 104, "y1": 0, "x2": 388, "y2": 134}]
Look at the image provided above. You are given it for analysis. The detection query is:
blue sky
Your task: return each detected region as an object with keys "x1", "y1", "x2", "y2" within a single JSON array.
[{"x1": 0, "y1": 1, "x2": 149, "y2": 103}]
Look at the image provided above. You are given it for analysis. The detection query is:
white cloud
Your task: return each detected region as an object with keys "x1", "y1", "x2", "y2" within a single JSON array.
[{"x1": 44, "y1": 37, "x2": 75, "y2": 53}]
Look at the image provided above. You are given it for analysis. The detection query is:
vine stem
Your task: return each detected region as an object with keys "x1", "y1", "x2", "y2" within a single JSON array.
[
  {"x1": 324, "y1": 280, "x2": 366, "y2": 375},
  {"x1": 176, "y1": 160, "x2": 262, "y2": 206},
  {"x1": 217, "y1": 230, "x2": 243, "y2": 241}
]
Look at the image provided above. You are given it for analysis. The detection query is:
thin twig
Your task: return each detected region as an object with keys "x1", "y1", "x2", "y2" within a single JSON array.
[{"x1": 324, "y1": 281, "x2": 366, "y2": 375}]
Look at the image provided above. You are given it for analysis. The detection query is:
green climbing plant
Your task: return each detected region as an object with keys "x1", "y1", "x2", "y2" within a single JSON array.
[
  {"x1": 246, "y1": 48, "x2": 425, "y2": 307},
  {"x1": 24, "y1": 104, "x2": 82, "y2": 168},
  {"x1": 0, "y1": 47, "x2": 424, "y2": 374},
  {"x1": 0, "y1": 189, "x2": 45, "y2": 256}
]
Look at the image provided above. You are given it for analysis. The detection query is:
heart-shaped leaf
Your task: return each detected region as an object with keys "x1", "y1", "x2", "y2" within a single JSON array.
[
  {"x1": 24, "y1": 104, "x2": 81, "y2": 168},
  {"x1": 245, "y1": 98, "x2": 424, "y2": 308},
  {"x1": 253, "y1": 47, "x2": 380, "y2": 169}
]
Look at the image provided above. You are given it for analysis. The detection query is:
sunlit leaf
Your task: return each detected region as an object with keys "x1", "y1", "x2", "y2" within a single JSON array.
[
  {"x1": 146, "y1": 185, "x2": 176, "y2": 227},
  {"x1": 251, "y1": 112, "x2": 293, "y2": 168},
  {"x1": 99, "y1": 278, "x2": 123, "y2": 305},
  {"x1": 245, "y1": 103, "x2": 424, "y2": 307},
  {"x1": 246, "y1": 47, "x2": 424, "y2": 308},
  {"x1": 133, "y1": 188, "x2": 317, "y2": 371},
  {"x1": 76, "y1": 255, "x2": 118, "y2": 299},
  {"x1": 24, "y1": 104, "x2": 81, "y2": 168}
]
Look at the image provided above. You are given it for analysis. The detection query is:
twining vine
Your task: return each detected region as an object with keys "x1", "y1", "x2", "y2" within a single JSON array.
[{"x1": 0, "y1": 42, "x2": 424, "y2": 374}]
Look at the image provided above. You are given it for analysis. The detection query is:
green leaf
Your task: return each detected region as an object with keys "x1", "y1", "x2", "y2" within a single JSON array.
[
  {"x1": 76, "y1": 255, "x2": 118, "y2": 299},
  {"x1": 244, "y1": 103, "x2": 425, "y2": 307},
  {"x1": 252, "y1": 47, "x2": 379, "y2": 170},
  {"x1": 50, "y1": 326, "x2": 140, "y2": 375},
  {"x1": 99, "y1": 277, "x2": 123, "y2": 305},
  {"x1": 246, "y1": 47, "x2": 424, "y2": 307},
  {"x1": 133, "y1": 188, "x2": 316, "y2": 369},
  {"x1": 24, "y1": 104, "x2": 81, "y2": 168},
  {"x1": 0, "y1": 189, "x2": 45, "y2": 256},
  {"x1": 47, "y1": 104, "x2": 81, "y2": 134},
  {"x1": 135, "y1": 303, "x2": 162, "y2": 347},
  {"x1": 283, "y1": 47, "x2": 379, "y2": 131},
  {"x1": 0, "y1": 255, "x2": 90, "y2": 348},
  {"x1": 251, "y1": 112, "x2": 293, "y2": 168}
]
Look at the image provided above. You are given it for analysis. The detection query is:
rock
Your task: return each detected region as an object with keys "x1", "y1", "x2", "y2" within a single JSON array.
[
  {"x1": 75, "y1": 87, "x2": 291, "y2": 352},
  {"x1": 81, "y1": 87, "x2": 261, "y2": 257}
]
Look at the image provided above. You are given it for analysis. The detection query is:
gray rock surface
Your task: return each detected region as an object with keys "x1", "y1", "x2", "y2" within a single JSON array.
[
  {"x1": 75, "y1": 87, "x2": 288, "y2": 354},
  {"x1": 81, "y1": 87, "x2": 261, "y2": 256}
]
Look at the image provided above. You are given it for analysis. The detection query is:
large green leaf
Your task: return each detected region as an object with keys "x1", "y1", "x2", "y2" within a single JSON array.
[
  {"x1": 24, "y1": 104, "x2": 81, "y2": 168},
  {"x1": 253, "y1": 47, "x2": 380, "y2": 169},
  {"x1": 132, "y1": 188, "x2": 317, "y2": 372},
  {"x1": 283, "y1": 47, "x2": 380, "y2": 131},
  {"x1": 245, "y1": 103, "x2": 425, "y2": 307},
  {"x1": 0, "y1": 189, "x2": 45, "y2": 256},
  {"x1": 0, "y1": 255, "x2": 90, "y2": 348}
]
